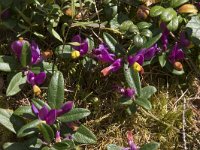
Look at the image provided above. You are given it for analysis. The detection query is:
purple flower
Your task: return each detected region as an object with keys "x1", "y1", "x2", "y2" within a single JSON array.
[
  {"x1": 160, "y1": 22, "x2": 170, "y2": 51},
  {"x1": 101, "y1": 58, "x2": 122, "y2": 76},
  {"x1": 56, "y1": 131, "x2": 61, "y2": 143},
  {"x1": 11, "y1": 38, "x2": 29, "y2": 60},
  {"x1": 128, "y1": 50, "x2": 144, "y2": 66},
  {"x1": 27, "y1": 71, "x2": 46, "y2": 86},
  {"x1": 143, "y1": 44, "x2": 160, "y2": 60},
  {"x1": 31, "y1": 41, "x2": 42, "y2": 65},
  {"x1": 179, "y1": 32, "x2": 190, "y2": 48},
  {"x1": 93, "y1": 43, "x2": 115, "y2": 63},
  {"x1": 71, "y1": 35, "x2": 88, "y2": 56},
  {"x1": 56, "y1": 101, "x2": 74, "y2": 117},
  {"x1": 168, "y1": 42, "x2": 185, "y2": 64},
  {"x1": 32, "y1": 104, "x2": 57, "y2": 125},
  {"x1": 31, "y1": 101, "x2": 73, "y2": 125},
  {"x1": 119, "y1": 87, "x2": 135, "y2": 98},
  {"x1": 11, "y1": 39, "x2": 42, "y2": 65},
  {"x1": 122, "y1": 131, "x2": 137, "y2": 150}
]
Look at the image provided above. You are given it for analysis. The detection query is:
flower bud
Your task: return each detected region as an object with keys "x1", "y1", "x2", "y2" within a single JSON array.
[
  {"x1": 71, "y1": 50, "x2": 80, "y2": 59},
  {"x1": 42, "y1": 49, "x2": 53, "y2": 59},
  {"x1": 33, "y1": 85, "x2": 41, "y2": 96},
  {"x1": 137, "y1": 5, "x2": 149, "y2": 20},
  {"x1": 65, "y1": 8, "x2": 72, "y2": 16},
  {"x1": 173, "y1": 61, "x2": 183, "y2": 71},
  {"x1": 56, "y1": 131, "x2": 61, "y2": 143},
  {"x1": 178, "y1": 4, "x2": 198, "y2": 14},
  {"x1": 133, "y1": 62, "x2": 143, "y2": 72}
]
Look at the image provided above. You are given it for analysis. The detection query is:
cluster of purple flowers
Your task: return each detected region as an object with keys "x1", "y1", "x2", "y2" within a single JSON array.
[
  {"x1": 160, "y1": 23, "x2": 189, "y2": 70},
  {"x1": 11, "y1": 38, "x2": 47, "y2": 95}
]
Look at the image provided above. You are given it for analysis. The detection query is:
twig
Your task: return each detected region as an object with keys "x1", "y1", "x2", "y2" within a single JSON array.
[
  {"x1": 174, "y1": 89, "x2": 188, "y2": 106},
  {"x1": 181, "y1": 89, "x2": 187, "y2": 150}
]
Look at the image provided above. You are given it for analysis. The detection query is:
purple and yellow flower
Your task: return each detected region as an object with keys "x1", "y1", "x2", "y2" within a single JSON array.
[
  {"x1": 11, "y1": 38, "x2": 42, "y2": 65},
  {"x1": 128, "y1": 51, "x2": 144, "y2": 66},
  {"x1": 32, "y1": 104, "x2": 57, "y2": 125},
  {"x1": 71, "y1": 35, "x2": 88, "y2": 58},
  {"x1": 168, "y1": 42, "x2": 185, "y2": 71},
  {"x1": 27, "y1": 71, "x2": 46, "y2": 95},
  {"x1": 160, "y1": 22, "x2": 170, "y2": 51},
  {"x1": 101, "y1": 58, "x2": 122, "y2": 76},
  {"x1": 93, "y1": 43, "x2": 115, "y2": 63},
  {"x1": 119, "y1": 87, "x2": 135, "y2": 98}
]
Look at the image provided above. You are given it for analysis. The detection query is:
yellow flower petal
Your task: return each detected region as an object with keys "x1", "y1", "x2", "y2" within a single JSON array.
[{"x1": 71, "y1": 50, "x2": 80, "y2": 59}]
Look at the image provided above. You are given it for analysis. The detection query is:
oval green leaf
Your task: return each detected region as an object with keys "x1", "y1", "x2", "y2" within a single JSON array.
[
  {"x1": 6, "y1": 72, "x2": 27, "y2": 96},
  {"x1": 150, "y1": 6, "x2": 165, "y2": 17},
  {"x1": 58, "y1": 108, "x2": 91, "y2": 122},
  {"x1": 47, "y1": 71, "x2": 64, "y2": 109},
  {"x1": 135, "y1": 98, "x2": 152, "y2": 110},
  {"x1": 73, "y1": 125, "x2": 97, "y2": 144}
]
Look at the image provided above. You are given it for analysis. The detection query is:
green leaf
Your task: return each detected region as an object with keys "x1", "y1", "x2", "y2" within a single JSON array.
[
  {"x1": 73, "y1": 125, "x2": 97, "y2": 144},
  {"x1": 123, "y1": 63, "x2": 141, "y2": 95},
  {"x1": 47, "y1": 25, "x2": 63, "y2": 43},
  {"x1": 123, "y1": 63, "x2": 136, "y2": 90},
  {"x1": 159, "y1": 52, "x2": 167, "y2": 67},
  {"x1": 172, "y1": 69, "x2": 185, "y2": 75},
  {"x1": 53, "y1": 141, "x2": 75, "y2": 150},
  {"x1": 167, "y1": 17, "x2": 179, "y2": 31},
  {"x1": 150, "y1": 6, "x2": 165, "y2": 17},
  {"x1": 15, "y1": 7, "x2": 32, "y2": 25},
  {"x1": 135, "y1": 98, "x2": 152, "y2": 110},
  {"x1": 119, "y1": 20, "x2": 133, "y2": 33},
  {"x1": 58, "y1": 108, "x2": 90, "y2": 122},
  {"x1": 47, "y1": 71, "x2": 64, "y2": 109},
  {"x1": 14, "y1": 106, "x2": 34, "y2": 118},
  {"x1": 6, "y1": 72, "x2": 27, "y2": 96},
  {"x1": 86, "y1": 36, "x2": 94, "y2": 53},
  {"x1": 141, "y1": 29, "x2": 153, "y2": 38},
  {"x1": 3, "y1": 142, "x2": 27, "y2": 150},
  {"x1": 107, "y1": 144, "x2": 122, "y2": 150},
  {"x1": 0, "y1": 55, "x2": 18, "y2": 72},
  {"x1": 119, "y1": 97, "x2": 133, "y2": 105},
  {"x1": 31, "y1": 62, "x2": 57, "y2": 74},
  {"x1": 17, "y1": 119, "x2": 41, "y2": 137},
  {"x1": 161, "y1": 8, "x2": 177, "y2": 22},
  {"x1": 170, "y1": 0, "x2": 189, "y2": 8},
  {"x1": 140, "y1": 86, "x2": 157, "y2": 99},
  {"x1": 55, "y1": 45, "x2": 72, "y2": 59},
  {"x1": 186, "y1": 16, "x2": 200, "y2": 47},
  {"x1": 0, "y1": 108, "x2": 16, "y2": 133},
  {"x1": 142, "y1": 32, "x2": 162, "y2": 49},
  {"x1": 137, "y1": 22, "x2": 152, "y2": 30},
  {"x1": 140, "y1": 142, "x2": 160, "y2": 150},
  {"x1": 133, "y1": 34, "x2": 144, "y2": 48},
  {"x1": 103, "y1": 32, "x2": 124, "y2": 55},
  {"x1": 32, "y1": 98, "x2": 51, "y2": 110},
  {"x1": 128, "y1": 24, "x2": 140, "y2": 34},
  {"x1": 20, "y1": 42, "x2": 31, "y2": 67},
  {"x1": 39, "y1": 123, "x2": 54, "y2": 143}
]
